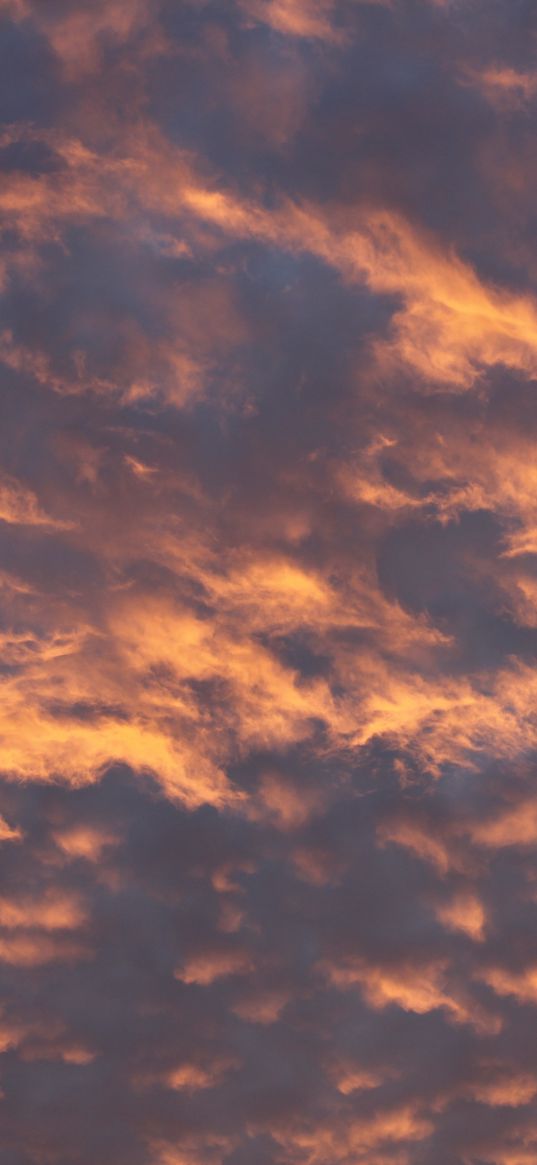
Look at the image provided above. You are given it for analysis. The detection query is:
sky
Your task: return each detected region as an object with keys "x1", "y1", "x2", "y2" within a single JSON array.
[{"x1": 1, "y1": 1, "x2": 537, "y2": 1162}]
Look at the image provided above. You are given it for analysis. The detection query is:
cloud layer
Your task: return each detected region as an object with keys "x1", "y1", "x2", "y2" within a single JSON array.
[{"x1": 1, "y1": 1, "x2": 537, "y2": 1162}]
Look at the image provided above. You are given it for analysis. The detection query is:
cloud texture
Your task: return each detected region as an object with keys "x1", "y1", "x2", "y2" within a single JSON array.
[{"x1": 1, "y1": 1, "x2": 537, "y2": 1162}]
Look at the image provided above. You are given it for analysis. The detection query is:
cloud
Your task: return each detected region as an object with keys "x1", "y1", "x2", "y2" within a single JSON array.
[
  {"x1": 239, "y1": 0, "x2": 345, "y2": 42},
  {"x1": 462, "y1": 65, "x2": 537, "y2": 111},
  {"x1": 0, "y1": 890, "x2": 86, "y2": 930},
  {"x1": 2, "y1": 1, "x2": 537, "y2": 1163},
  {"x1": 322, "y1": 955, "x2": 488, "y2": 1029},
  {"x1": 435, "y1": 891, "x2": 486, "y2": 942},
  {"x1": 0, "y1": 471, "x2": 70, "y2": 528}
]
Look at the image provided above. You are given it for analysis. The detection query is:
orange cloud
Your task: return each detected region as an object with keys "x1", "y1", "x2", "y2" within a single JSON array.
[
  {"x1": 152, "y1": 1135, "x2": 234, "y2": 1165},
  {"x1": 53, "y1": 824, "x2": 118, "y2": 861},
  {"x1": 324, "y1": 956, "x2": 500, "y2": 1034},
  {"x1": 479, "y1": 964, "x2": 537, "y2": 1007},
  {"x1": 270, "y1": 1102, "x2": 432, "y2": 1164},
  {"x1": 164, "y1": 1059, "x2": 237, "y2": 1092},
  {"x1": 3, "y1": 3, "x2": 537, "y2": 1164},
  {"x1": 250, "y1": 772, "x2": 326, "y2": 830},
  {"x1": 470, "y1": 800, "x2": 537, "y2": 850},
  {"x1": 435, "y1": 891, "x2": 486, "y2": 942},
  {"x1": 175, "y1": 949, "x2": 253, "y2": 986},
  {"x1": 462, "y1": 65, "x2": 537, "y2": 111},
  {"x1": 2, "y1": 0, "x2": 159, "y2": 78},
  {"x1": 20, "y1": 1039, "x2": 97, "y2": 1065},
  {"x1": 179, "y1": 179, "x2": 537, "y2": 391},
  {"x1": 325, "y1": 957, "x2": 462, "y2": 1020},
  {"x1": 468, "y1": 1070, "x2": 537, "y2": 1107},
  {"x1": 0, "y1": 890, "x2": 86, "y2": 931},
  {"x1": 377, "y1": 818, "x2": 455, "y2": 875},
  {"x1": 0, "y1": 933, "x2": 89, "y2": 966},
  {"x1": 332, "y1": 1061, "x2": 386, "y2": 1095},
  {"x1": 232, "y1": 988, "x2": 290, "y2": 1024},
  {"x1": 6, "y1": 121, "x2": 537, "y2": 406},
  {"x1": 0, "y1": 815, "x2": 22, "y2": 844},
  {"x1": 2, "y1": 485, "x2": 537, "y2": 811},
  {"x1": 240, "y1": 0, "x2": 344, "y2": 42},
  {"x1": 0, "y1": 472, "x2": 70, "y2": 528}
]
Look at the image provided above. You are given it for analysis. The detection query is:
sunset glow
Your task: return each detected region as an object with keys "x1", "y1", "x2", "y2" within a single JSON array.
[{"x1": 2, "y1": 3, "x2": 537, "y2": 1163}]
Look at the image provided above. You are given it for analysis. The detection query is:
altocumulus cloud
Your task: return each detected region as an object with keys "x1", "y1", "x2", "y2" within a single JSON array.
[{"x1": 1, "y1": 1, "x2": 537, "y2": 1163}]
